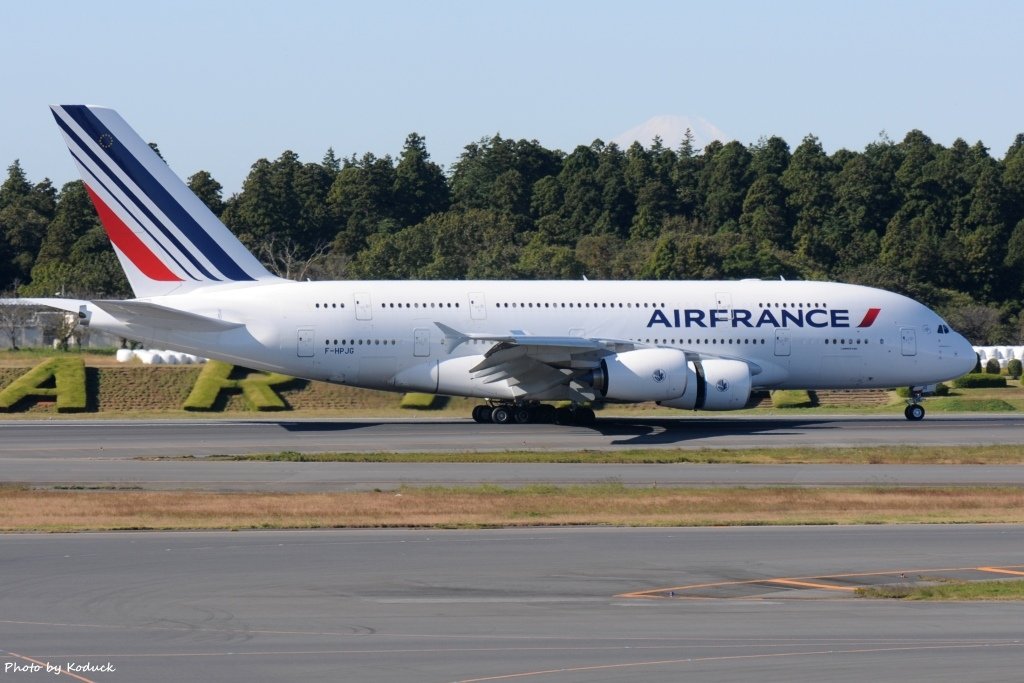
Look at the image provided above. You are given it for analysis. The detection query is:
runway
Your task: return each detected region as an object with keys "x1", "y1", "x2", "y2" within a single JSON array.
[
  {"x1": 3, "y1": 415, "x2": 1022, "y2": 491},
  {"x1": 2, "y1": 525, "x2": 1023, "y2": 682},
  {"x1": 2, "y1": 414, "x2": 1023, "y2": 458}
]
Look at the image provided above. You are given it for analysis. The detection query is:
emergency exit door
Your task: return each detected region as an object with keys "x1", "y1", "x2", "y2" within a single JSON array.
[
  {"x1": 901, "y1": 328, "x2": 917, "y2": 356},
  {"x1": 297, "y1": 328, "x2": 315, "y2": 357},
  {"x1": 774, "y1": 328, "x2": 791, "y2": 356},
  {"x1": 414, "y1": 328, "x2": 431, "y2": 357}
]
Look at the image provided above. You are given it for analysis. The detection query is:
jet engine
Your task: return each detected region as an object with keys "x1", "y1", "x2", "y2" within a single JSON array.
[
  {"x1": 585, "y1": 348, "x2": 690, "y2": 402},
  {"x1": 657, "y1": 358, "x2": 752, "y2": 411}
]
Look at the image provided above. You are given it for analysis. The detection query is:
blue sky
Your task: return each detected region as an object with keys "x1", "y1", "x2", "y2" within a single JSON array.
[{"x1": 2, "y1": 0, "x2": 1022, "y2": 195}]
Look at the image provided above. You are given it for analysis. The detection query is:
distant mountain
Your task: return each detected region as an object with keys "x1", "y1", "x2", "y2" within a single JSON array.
[{"x1": 612, "y1": 115, "x2": 728, "y2": 151}]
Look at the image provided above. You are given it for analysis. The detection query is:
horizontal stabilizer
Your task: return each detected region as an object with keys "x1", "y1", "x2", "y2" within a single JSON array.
[
  {"x1": 91, "y1": 300, "x2": 243, "y2": 332},
  {"x1": 2, "y1": 297, "x2": 241, "y2": 333},
  {"x1": 0, "y1": 297, "x2": 90, "y2": 314}
]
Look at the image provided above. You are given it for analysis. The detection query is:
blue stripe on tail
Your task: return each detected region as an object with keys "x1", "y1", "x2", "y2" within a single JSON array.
[
  {"x1": 65, "y1": 144, "x2": 200, "y2": 281},
  {"x1": 59, "y1": 106, "x2": 255, "y2": 282},
  {"x1": 52, "y1": 109, "x2": 217, "y2": 281}
]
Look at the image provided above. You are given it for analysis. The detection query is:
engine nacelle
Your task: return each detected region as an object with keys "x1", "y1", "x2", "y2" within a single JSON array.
[
  {"x1": 586, "y1": 348, "x2": 690, "y2": 402},
  {"x1": 658, "y1": 358, "x2": 752, "y2": 411}
]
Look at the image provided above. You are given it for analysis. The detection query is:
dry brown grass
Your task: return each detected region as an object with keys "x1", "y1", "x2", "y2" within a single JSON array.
[
  {"x1": 221, "y1": 444, "x2": 1024, "y2": 465},
  {"x1": 4, "y1": 485, "x2": 1024, "y2": 532}
]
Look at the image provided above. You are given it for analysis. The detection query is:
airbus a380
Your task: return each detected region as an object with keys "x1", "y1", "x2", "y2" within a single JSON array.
[{"x1": 24, "y1": 105, "x2": 976, "y2": 424}]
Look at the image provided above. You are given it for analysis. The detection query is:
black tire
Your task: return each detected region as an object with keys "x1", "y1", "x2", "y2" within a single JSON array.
[
  {"x1": 576, "y1": 407, "x2": 597, "y2": 425},
  {"x1": 554, "y1": 407, "x2": 574, "y2": 425},
  {"x1": 491, "y1": 406, "x2": 512, "y2": 424},
  {"x1": 471, "y1": 405, "x2": 490, "y2": 423},
  {"x1": 905, "y1": 404, "x2": 925, "y2": 421},
  {"x1": 513, "y1": 407, "x2": 531, "y2": 424}
]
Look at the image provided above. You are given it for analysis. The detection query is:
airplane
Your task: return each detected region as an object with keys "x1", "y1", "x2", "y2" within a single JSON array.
[{"x1": 17, "y1": 105, "x2": 978, "y2": 424}]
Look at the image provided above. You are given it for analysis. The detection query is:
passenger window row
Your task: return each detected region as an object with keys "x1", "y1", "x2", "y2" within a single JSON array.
[
  {"x1": 324, "y1": 338, "x2": 398, "y2": 346},
  {"x1": 758, "y1": 302, "x2": 828, "y2": 308},
  {"x1": 495, "y1": 302, "x2": 666, "y2": 309},
  {"x1": 636, "y1": 338, "x2": 768, "y2": 345}
]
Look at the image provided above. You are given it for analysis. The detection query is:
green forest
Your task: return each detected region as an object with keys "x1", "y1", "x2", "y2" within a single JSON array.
[{"x1": 2, "y1": 127, "x2": 1023, "y2": 344}]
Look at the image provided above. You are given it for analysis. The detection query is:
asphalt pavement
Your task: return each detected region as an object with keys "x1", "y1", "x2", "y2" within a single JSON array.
[{"x1": 2, "y1": 525, "x2": 1023, "y2": 682}]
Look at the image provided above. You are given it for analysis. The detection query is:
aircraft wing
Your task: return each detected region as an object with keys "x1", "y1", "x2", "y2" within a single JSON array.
[
  {"x1": 435, "y1": 322, "x2": 642, "y2": 401},
  {"x1": 434, "y1": 322, "x2": 635, "y2": 355},
  {"x1": 433, "y1": 322, "x2": 763, "y2": 401}
]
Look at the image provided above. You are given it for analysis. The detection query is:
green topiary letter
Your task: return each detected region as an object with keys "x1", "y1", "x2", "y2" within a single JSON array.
[
  {"x1": 183, "y1": 360, "x2": 294, "y2": 411},
  {"x1": 0, "y1": 358, "x2": 87, "y2": 413}
]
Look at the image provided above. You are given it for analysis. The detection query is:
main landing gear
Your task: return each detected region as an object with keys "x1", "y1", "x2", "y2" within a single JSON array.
[
  {"x1": 904, "y1": 387, "x2": 926, "y2": 421},
  {"x1": 471, "y1": 402, "x2": 597, "y2": 426}
]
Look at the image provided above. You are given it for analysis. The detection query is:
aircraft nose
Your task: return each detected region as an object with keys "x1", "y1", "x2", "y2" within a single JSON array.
[{"x1": 949, "y1": 333, "x2": 978, "y2": 377}]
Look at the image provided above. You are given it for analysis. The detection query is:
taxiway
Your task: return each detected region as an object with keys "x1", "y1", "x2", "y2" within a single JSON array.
[
  {"x1": 2, "y1": 525, "x2": 1023, "y2": 682},
  {"x1": 1, "y1": 415, "x2": 1022, "y2": 491}
]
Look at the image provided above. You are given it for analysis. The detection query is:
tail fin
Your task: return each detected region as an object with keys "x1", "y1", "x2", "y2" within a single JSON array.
[{"x1": 50, "y1": 105, "x2": 280, "y2": 298}]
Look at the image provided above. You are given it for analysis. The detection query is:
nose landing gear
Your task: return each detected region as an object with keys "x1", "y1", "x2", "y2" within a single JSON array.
[{"x1": 904, "y1": 387, "x2": 926, "y2": 421}]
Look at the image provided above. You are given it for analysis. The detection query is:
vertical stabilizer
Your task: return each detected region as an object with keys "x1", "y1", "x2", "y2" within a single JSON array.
[{"x1": 50, "y1": 105, "x2": 281, "y2": 298}]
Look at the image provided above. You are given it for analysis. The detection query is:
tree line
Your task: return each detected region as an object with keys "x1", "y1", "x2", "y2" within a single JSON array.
[{"x1": 2, "y1": 126, "x2": 1023, "y2": 344}]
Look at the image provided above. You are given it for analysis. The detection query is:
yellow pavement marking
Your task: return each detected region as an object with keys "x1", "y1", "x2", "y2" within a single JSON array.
[
  {"x1": 978, "y1": 566, "x2": 1024, "y2": 577},
  {"x1": 766, "y1": 578, "x2": 857, "y2": 592},
  {"x1": 619, "y1": 564, "x2": 1024, "y2": 599}
]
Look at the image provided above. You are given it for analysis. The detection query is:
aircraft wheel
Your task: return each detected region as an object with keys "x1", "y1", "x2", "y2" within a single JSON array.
[
  {"x1": 513, "y1": 407, "x2": 532, "y2": 424},
  {"x1": 554, "y1": 407, "x2": 574, "y2": 425},
  {"x1": 537, "y1": 404, "x2": 557, "y2": 423},
  {"x1": 905, "y1": 404, "x2": 925, "y2": 421},
  {"x1": 491, "y1": 406, "x2": 512, "y2": 424},
  {"x1": 472, "y1": 405, "x2": 492, "y2": 423},
  {"x1": 576, "y1": 407, "x2": 597, "y2": 425}
]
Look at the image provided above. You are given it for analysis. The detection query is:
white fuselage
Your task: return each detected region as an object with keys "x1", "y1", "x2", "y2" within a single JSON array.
[
  {"x1": 84, "y1": 279, "x2": 977, "y2": 401},
  {"x1": 44, "y1": 105, "x2": 978, "y2": 414}
]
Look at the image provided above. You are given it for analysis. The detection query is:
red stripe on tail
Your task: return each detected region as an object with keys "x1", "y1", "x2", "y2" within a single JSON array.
[{"x1": 84, "y1": 185, "x2": 182, "y2": 282}]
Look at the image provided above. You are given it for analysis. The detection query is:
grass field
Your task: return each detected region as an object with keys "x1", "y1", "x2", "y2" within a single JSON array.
[
  {"x1": 3, "y1": 485, "x2": 1024, "y2": 532},
  {"x1": 856, "y1": 579, "x2": 1024, "y2": 600},
  {"x1": 202, "y1": 444, "x2": 1024, "y2": 465}
]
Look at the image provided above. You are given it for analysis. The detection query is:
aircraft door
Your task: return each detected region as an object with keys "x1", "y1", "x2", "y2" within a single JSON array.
[
  {"x1": 297, "y1": 328, "x2": 315, "y2": 357},
  {"x1": 901, "y1": 328, "x2": 917, "y2": 356},
  {"x1": 774, "y1": 328, "x2": 791, "y2": 356},
  {"x1": 469, "y1": 292, "x2": 487, "y2": 320},
  {"x1": 414, "y1": 328, "x2": 431, "y2": 357},
  {"x1": 355, "y1": 293, "x2": 372, "y2": 321}
]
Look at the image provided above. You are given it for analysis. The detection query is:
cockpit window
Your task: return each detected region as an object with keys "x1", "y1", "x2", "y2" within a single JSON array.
[{"x1": 937, "y1": 324, "x2": 950, "y2": 334}]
